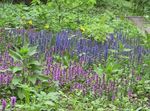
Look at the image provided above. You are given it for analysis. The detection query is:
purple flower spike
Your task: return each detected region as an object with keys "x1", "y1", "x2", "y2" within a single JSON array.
[
  {"x1": 111, "y1": 94, "x2": 115, "y2": 101},
  {"x1": 104, "y1": 43, "x2": 108, "y2": 61},
  {"x1": 10, "y1": 96, "x2": 16, "y2": 107},
  {"x1": 136, "y1": 75, "x2": 141, "y2": 81},
  {"x1": 128, "y1": 89, "x2": 133, "y2": 97},
  {"x1": 2, "y1": 99, "x2": 7, "y2": 110}
]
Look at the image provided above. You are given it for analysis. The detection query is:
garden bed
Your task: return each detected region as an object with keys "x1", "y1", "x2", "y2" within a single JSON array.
[{"x1": 0, "y1": 1, "x2": 150, "y2": 110}]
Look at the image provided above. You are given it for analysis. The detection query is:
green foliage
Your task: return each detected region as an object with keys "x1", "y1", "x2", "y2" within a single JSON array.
[
  {"x1": 95, "y1": 0, "x2": 132, "y2": 15},
  {"x1": 53, "y1": 52, "x2": 78, "y2": 68},
  {"x1": 0, "y1": 44, "x2": 61, "y2": 110},
  {"x1": 8, "y1": 44, "x2": 48, "y2": 86},
  {"x1": 0, "y1": 0, "x2": 150, "y2": 110},
  {"x1": 0, "y1": 2, "x2": 143, "y2": 42},
  {"x1": 95, "y1": 0, "x2": 150, "y2": 16},
  {"x1": 58, "y1": 89, "x2": 150, "y2": 111},
  {"x1": 81, "y1": 12, "x2": 142, "y2": 41},
  {"x1": 5, "y1": 44, "x2": 49, "y2": 102},
  {"x1": 132, "y1": 0, "x2": 150, "y2": 15},
  {"x1": 16, "y1": 88, "x2": 60, "y2": 111}
]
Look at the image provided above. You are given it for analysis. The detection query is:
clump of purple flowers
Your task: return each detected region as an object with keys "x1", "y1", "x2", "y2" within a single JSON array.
[
  {"x1": 3, "y1": 29, "x2": 150, "y2": 64},
  {"x1": 44, "y1": 56, "x2": 142, "y2": 100},
  {"x1": 1, "y1": 99, "x2": 7, "y2": 111},
  {"x1": 10, "y1": 96, "x2": 16, "y2": 108},
  {"x1": 0, "y1": 29, "x2": 149, "y2": 102},
  {"x1": 0, "y1": 97, "x2": 16, "y2": 111}
]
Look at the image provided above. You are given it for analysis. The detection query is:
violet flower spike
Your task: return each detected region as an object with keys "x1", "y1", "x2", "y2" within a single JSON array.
[
  {"x1": 10, "y1": 96, "x2": 16, "y2": 107},
  {"x1": 2, "y1": 99, "x2": 7, "y2": 111}
]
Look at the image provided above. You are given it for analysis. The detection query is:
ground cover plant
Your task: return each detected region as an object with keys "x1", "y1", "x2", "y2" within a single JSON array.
[
  {"x1": 0, "y1": 0, "x2": 150, "y2": 111},
  {"x1": 0, "y1": 28, "x2": 150, "y2": 110}
]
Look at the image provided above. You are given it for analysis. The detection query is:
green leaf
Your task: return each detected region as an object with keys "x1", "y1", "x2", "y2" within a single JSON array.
[
  {"x1": 38, "y1": 74, "x2": 49, "y2": 81},
  {"x1": 109, "y1": 49, "x2": 118, "y2": 53},
  {"x1": 119, "y1": 55, "x2": 129, "y2": 59},
  {"x1": 20, "y1": 48, "x2": 29, "y2": 55},
  {"x1": 18, "y1": 89, "x2": 25, "y2": 100},
  {"x1": 94, "y1": 64, "x2": 103, "y2": 75},
  {"x1": 9, "y1": 49, "x2": 23, "y2": 61},
  {"x1": 12, "y1": 76, "x2": 22, "y2": 85},
  {"x1": 28, "y1": 46, "x2": 38, "y2": 56},
  {"x1": 44, "y1": 101, "x2": 55, "y2": 106},
  {"x1": 9, "y1": 66, "x2": 23, "y2": 73},
  {"x1": 30, "y1": 65, "x2": 42, "y2": 71},
  {"x1": 28, "y1": 75, "x2": 37, "y2": 84},
  {"x1": 123, "y1": 48, "x2": 132, "y2": 52},
  {"x1": 97, "y1": 108, "x2": 105, "y2": 111},
  {"x1": 28, "y1": 60, "x2": 41, "y2": 66},
  {"x1": 145, "y1": 86, "x2": 150, "y2": 90},
  {"x1": 47, "y1": 92, "x2": 59, "y2": 101},
  {"x1": 136, "y1": 107, "x2": 143, "y2": 111}
]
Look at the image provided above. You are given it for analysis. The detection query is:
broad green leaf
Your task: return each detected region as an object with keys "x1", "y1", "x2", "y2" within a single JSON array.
[
  {"x1": 136, "y1": 107, "x2": 143, "y2": 111},
  {"x1": 94, "y1": 65, "x2": 103, "y2": 76},
  {"x1": 28, "y1": 75, "x2": 37, "y2": 84},
  {"x1": 20, "y1": 48, "x2": 29, "y2": 55},
  {"x1": 28, "y1": 46, "x2": 38, "y2": 56},
  {"x1": 28, "y1": 60, "x2": 41, "y2": 66},
  {"x1": 47, "y1": 92, "x2": 59, "y2": 101},
  {"x1": 18, "y1": 89, "x2": 25, "y2": 100},
  {"x1": 38, "y1": 74, "x2": 49, "y2": 81},
  {"x1": 44, "y1": 101, "x2": 55, "y2": 106},
  {"x1": 9, "y1": 49, "x2": 23, "y2": 61},
  {"x1": 9, "y1": 66, "x2": 23, "y2": 73},
  {"x1": 12, "y1": 76, "x2": 22, "y2": 85},
  {"x1": 145, "y1": 87, "x2": 150, "y2": 90},
  {"x1": 40, "y1": 91, "x2": 47, "y2": 96}
]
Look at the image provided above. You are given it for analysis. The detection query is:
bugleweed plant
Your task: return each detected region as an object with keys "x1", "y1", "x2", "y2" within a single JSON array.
[{"x1": 0, "y1": 30, "x2": 150, "y2": 110}]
